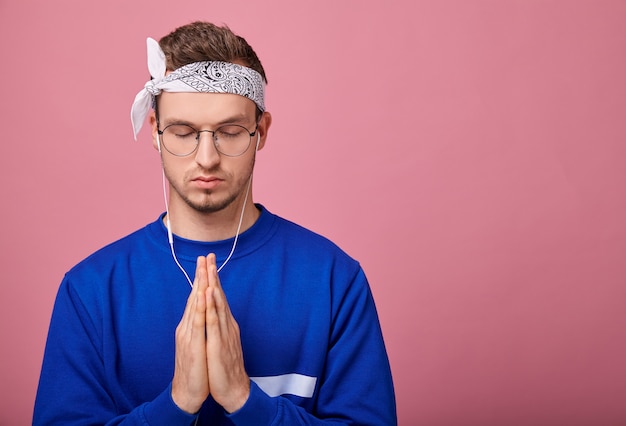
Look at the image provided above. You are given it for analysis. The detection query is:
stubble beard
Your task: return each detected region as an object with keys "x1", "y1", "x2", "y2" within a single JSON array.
[
  {"x1": 164, "y1": 158, "x2": 255, "y2": 214},
  {"x1": 182, "y1": 187, "x2": 241, "y2": 214}
]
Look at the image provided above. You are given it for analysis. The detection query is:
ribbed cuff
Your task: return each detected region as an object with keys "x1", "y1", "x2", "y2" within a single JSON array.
[
  {"x1": 227, "y1": 381, "x2": 278, "y2": 425},
  {"x1": 142, "y1": 382, "x2": 198, "y2": 426}
]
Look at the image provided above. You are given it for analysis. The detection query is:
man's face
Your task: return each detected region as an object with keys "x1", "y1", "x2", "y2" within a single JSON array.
[{"x1": 151, "y1": 91, "x2": 268, "y2": 215}]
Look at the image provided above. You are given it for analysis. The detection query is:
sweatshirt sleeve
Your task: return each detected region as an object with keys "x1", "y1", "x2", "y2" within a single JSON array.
[
  {"x1": 227, "y1": 268, "x2": 397, "y2": 426},
  {"x1": 33, "y1": 275, "x2": 196, "y2": 426}
]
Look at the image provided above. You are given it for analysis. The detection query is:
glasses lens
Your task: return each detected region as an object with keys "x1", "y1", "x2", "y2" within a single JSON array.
[
  {"x1": 214, "y1": 125, "x2": 252, "y2": 157},
  {"x1": 162, "y1": 124, "x2": 198, "y2": 156},
  {"x1": 161, "y1": 124, "x2": 253, "y2": 157}
]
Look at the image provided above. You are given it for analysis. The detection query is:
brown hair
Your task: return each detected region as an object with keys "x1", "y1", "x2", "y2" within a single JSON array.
[{"x1": 159, "y1": 21, "x2": 267, "y2": 83}]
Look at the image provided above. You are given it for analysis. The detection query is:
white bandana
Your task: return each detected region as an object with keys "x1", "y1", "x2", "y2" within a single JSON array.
[{"x1": 130, "y1": 37, "x2": 266, "y2": 139}]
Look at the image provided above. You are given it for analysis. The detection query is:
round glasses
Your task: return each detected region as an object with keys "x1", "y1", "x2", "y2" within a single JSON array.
[{"x1": 157, "y1": 123, "x2": 258, "y2": 157}]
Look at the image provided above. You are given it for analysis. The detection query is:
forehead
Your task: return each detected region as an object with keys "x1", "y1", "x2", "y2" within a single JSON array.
[{"x1": 157, "y1": 91, "x2": 257, "y2": 126}]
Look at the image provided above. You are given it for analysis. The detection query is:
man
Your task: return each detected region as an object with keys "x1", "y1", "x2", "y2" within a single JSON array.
[{"x1": 34, "y1": 21, "x2": 396, "y2": 425}]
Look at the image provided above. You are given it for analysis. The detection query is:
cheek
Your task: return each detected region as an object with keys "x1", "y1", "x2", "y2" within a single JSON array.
[{"x1": 161, "y1": 156, "x2": 190, "y2": 179}]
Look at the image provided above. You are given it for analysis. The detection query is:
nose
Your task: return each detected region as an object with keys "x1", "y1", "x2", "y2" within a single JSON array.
[{"x1": 194, "y1": 130, "x2": 220, "y2": 169}]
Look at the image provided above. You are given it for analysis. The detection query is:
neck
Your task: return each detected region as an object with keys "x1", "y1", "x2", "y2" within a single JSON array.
[{"x1": 165, "y1": 187, "x2": 260, "y2": 242}]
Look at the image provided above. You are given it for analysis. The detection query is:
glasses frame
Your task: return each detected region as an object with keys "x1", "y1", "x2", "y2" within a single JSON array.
[{"x1": 157, "y1": 122, "x2": 259, "y2": 157}]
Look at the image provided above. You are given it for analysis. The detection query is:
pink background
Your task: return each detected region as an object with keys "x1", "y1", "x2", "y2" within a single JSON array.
[{"x1": 1, "y1": 1, "x2": 625, "y2": 424}]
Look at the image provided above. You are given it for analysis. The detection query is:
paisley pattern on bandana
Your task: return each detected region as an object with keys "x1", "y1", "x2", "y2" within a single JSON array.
[{"x1": 177, "y1": 62, "x2": 264, "y2": 110}]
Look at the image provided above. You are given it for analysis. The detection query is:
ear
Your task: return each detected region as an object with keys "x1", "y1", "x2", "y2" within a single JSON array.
[
  {"x1": 149, "y1": 110, "x2": 160, "y2": 152},
  {"x1": 255, "y1": 111, "x2": 272, "y2": 151}
]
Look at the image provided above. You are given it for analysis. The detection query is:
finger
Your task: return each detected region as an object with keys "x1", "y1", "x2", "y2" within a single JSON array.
[
  {"x1": 206, "y1": 252, "x2": 228, "y2": 314},
  {"x1": 189, "y1": 256, "x2": 205, "y2": 299},
  {"x1": 207, "y1": 254, "x2": 226, "y2": 292},
  {"x1": 206, "y1": 286, "x2": 219, "y2": 336},
  {"x1": 206, "y1": 259, "x2": 234, "y2": 338},
  {"x1": 192, "y1": 256, "x2": 209, "y2": 326},
  {"x1": 196, "y1": 255, "x2": 210, "y2": 292},
  {"x1": 205, "y1": 254, "x2": 224, "y2": 302},
  {"x1": 206, "y1": 253, "x2": 217, "y2": 282},
  {"x1": 176, "y1": 290, "x2": 195, "y2": 342}
]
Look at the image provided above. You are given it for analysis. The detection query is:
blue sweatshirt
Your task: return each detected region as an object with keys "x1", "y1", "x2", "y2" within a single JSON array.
[{"x1": 34, "y1": 205, "x2": 396, "y2": 425}]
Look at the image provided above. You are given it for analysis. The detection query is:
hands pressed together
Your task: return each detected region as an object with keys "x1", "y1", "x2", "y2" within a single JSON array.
[{"x1": 171, "y1": 254, "x2": 250, "y2": 414}]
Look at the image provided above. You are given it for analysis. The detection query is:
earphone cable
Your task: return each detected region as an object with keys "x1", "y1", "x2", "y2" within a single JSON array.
[{"x1": 161, "y1": 168, "x2": 252, "y2": 287}]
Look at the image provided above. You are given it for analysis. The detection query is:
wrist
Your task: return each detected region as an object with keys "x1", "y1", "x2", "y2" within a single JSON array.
[
  {"x1": 171, "y1": 383, "x2": 204, "y2": 415},
  {"x1": 222, "y1": 379, "x2": 251, "y2": 413}
]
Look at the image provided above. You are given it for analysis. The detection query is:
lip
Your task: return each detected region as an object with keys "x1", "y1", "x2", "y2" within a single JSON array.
[{"x1": 191, "y1": 175, "x2": 223, "y2": 189}]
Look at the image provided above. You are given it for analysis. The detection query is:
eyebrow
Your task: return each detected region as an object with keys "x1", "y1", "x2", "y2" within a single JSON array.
[{"x1": 161, "y1": 115, "x2": 253, "y2": 128}]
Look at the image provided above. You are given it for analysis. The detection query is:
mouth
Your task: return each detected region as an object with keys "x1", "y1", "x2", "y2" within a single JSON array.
[{"x1": 192, "y1": 175, "x2": 223, "y2": 189}]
